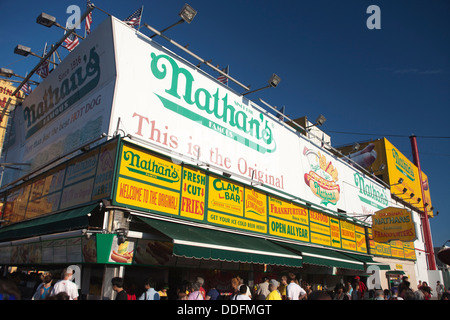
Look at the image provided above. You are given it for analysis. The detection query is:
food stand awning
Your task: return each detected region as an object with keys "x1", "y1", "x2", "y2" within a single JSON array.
[
  {"x1": 137, "y1": 217, "x2": 303, "y2": 267},
  {"x1": 0, "y1": 204, "x2": 98, "y2": 242},
  {"x1": 271, "y1": 240, "x2": 367, "y2": 271},
  {"x1": 341, "y1": 252, "x2": 391, "y2": 271}
]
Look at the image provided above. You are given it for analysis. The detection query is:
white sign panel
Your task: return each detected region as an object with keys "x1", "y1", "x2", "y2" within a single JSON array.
[
  {"x1": 3, "y1": 18, "x2": 117, "y2": 185},
  {"x1": 108, "y1": 17, "x2": 390, "y2": 216}
]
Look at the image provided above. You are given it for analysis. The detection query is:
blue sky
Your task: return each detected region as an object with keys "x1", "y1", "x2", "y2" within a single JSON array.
[{"x1": 1, "y1": 1, "x2": 449, "y2": 250}]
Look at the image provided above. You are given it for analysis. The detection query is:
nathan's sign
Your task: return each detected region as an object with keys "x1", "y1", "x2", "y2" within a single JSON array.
[
  {"x1": 149, "y1": 52, "x2": 276, "y2": 155},
  {"x1": 22, "y1": 47, "x2": 101, "y2": 139},
  {"x1": 353, "y1": 172, "x2": 389, "y2": 210},
  {"x1": 372, "y1": 207, "x2": 416, "y2": 243}
]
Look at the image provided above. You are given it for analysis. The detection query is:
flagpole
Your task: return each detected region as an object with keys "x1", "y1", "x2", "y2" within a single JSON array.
[
  {"x1": 139, "y1": 5, "x2": 144, "y2": 30},
  {"x1": 12, "y1": 5, "x2": 94, "y2": 96}
]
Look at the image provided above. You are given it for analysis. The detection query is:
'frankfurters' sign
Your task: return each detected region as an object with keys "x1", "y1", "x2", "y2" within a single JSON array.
[{"x1": 372, "y1": 207, "x2": 416, "y2": 243}]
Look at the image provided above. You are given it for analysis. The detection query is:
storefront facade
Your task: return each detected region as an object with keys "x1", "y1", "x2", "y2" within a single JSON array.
[{"x1": 0, "y1": 16, "x2": 418, "y2": 299}]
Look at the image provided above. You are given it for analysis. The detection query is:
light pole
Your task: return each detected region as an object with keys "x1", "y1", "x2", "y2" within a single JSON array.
[{"x1": 14, "y1": 44, "x2": 57, "y2": 66}]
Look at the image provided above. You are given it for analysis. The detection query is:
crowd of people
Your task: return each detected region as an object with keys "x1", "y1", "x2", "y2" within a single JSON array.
[{"x1": 1, "y1": 268, "x2": 449, "y2": 301}]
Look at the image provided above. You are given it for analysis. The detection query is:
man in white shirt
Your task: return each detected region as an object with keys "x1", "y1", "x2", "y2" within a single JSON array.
[
  {"x1": 286, "y1": 273, "x2": 306, "y2": 300},
  {"x1": 51, "y1": 267, "x2": 79, "y2": 300}
]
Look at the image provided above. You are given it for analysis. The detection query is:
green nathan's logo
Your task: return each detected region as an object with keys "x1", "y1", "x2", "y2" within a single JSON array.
[
  {"x1": 354, "y1": 172, "x2": 388, "y2": 209},
  {"x1": 149, "y1": 52, "x2": 276, "y2": 154},
  {"x1": 23, "y1": 47, "x2": 101, "y2": 139},
  {"x1": 123, "y1": 150, "x2": 180, "y2": 184},
  {"x1": 392, "y1": 149, "x2": 415, "y2": 181}
]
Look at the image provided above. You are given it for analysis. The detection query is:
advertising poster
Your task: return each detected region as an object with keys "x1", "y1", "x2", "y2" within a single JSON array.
[{"x1": 2, "y1": 18, "x2": 117, "y2": 186}]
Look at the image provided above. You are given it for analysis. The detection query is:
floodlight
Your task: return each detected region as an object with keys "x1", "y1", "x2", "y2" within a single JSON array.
[
  {"x1": 14, "y1": 44, "x2": 32, "y2": 56},
  {"x1": 36, "y1": 12, "x2": 57, "y2": 28},
  {"x1": 179, "y1": 4, "x2": 197, "y2": 23},
  {"x1": 268, "y1": 73, "x2": 281, "y2": 88},
  {"x1": 0, "y1": 68, "x2": 14, "y2": 78}
]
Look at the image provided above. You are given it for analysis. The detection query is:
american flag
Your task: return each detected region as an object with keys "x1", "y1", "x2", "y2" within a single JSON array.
[
  {"x1": 217, "y1": 66, "x2": 229, "y2": 85},
  {"x1": 63, "y1": 32, "x2": 79, "y2": 52},
  {"x1": 36, "y1": 43, "x2": 49, "y2": 79},
  {"x1": 123, "y1": 6, "x2": 143, "y2": 28},
  {"x1": 22, "y1": 83, "x2": 32, "y2": 95},
  {"x1": 85, "y1": 1, "x2": 93, "y2": 36}
]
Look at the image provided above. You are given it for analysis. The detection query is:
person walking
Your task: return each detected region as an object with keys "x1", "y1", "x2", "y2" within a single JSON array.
[
  {"x1": 436, "y1": 281, "x2": 444, "y2": 300},
  {"x1": 138, "y1": 278, "x2": 160, "y2": 300},
  {"x1": 51, "y1": 267, "x2": 79, "y2": 300},
  {"x1": 111, "y1": 277, "x2": 128, "y2": 300},
  {"x1": 233, "y1": 285, "x2": 251, "y2": 300},
  {"x1": 256, "y1": 277, "x2": 270, "y2": 300},
  {"x1": 32, "y1": 274, "x2": 53, "y2": 300},
  {"x1": 188, "y1": 281, "x2": 204, "y2": 300},
  {"x1": 286, "y1": 273, "x2": 306, "y2": 300},
  {"x1": 266, "y1": 279, "x2": 282, "y2": 300}
]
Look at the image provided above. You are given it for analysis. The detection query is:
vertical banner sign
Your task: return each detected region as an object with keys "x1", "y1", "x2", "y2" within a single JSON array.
[
  {"x1": 340, "y1": 221, "x2": 356, "y2": 251},
  {"x1": 309, "y1": 210, "x2": 331, "y2": 247},
  {"x1": 330, "y1": 217, "x2": 341, "y2": 248},
  {"x1": 244, "y1": 187, "x2": 267, "y2": 223},
  {"x1": 180, "y1": 167, "x2": 206, "y2": 220}
]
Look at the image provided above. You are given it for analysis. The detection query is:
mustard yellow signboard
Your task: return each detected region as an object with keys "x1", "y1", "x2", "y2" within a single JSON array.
[
  {"x1": 180, "y1": 167, "x2": 206, "y2": 220},
  {"x1": 208, "y1": 177, "x2": 244, "y2": 216},
  {"x1": 244, "y1": 187, "x2": 267, "y2": 223},
  {"x1": 372, "y1": 207, "x2": 416, "y2": 243},
  {"x1": 268, "y1": 197, "x2": 309, "y2": 225},
  {"x1": 310, "y1": 210, "x2": 331, "y2": 246},
  {"x1": 337, "y1": 138, "x2": 433, "y2": 217},
  {"x1": 119, "y1": 144, "x2": 182, "y2": 190}
]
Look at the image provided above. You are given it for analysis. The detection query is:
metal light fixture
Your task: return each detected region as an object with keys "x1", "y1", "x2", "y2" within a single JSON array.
[
  {"x1": 410, "y1": 193, "x2": 415, "y2": 198},
  {"x1": 36, "y1": 12, "x2": 57, "y2": 27},
  {"x1": 268, "y1": 73, "x2": 281, "y2": 88},
  {"x1": 14, "y1": 44, "x2": 57, "y2": 66},
  {"x1": 179, "y1": 3, "x2": 197, "y2": 23},
  {"x1": 242, "y1": 74, "x2": 282, "y2": 96},
  {"x1": 391, "y1": 177, "x2": 404, "y2": 186},
  {"x1": 0, "y1": 68, "x2": 39, "y2": 85},
  {"x1": 149, "y1": 3, "x2": 197, "y2": 38},
  {"x1": 36, "y1": 12, "x2": 85, "y2": 39},
  {"x1": 0, "y1": 68, "x2": 14, "y2": 78},
  {"x1": 416, "y1": 198, "x2": 421, "y2": 203}
]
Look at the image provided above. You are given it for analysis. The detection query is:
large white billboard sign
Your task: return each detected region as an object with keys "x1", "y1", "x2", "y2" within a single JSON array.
[
  {"x1": 109, "y1": 18, "x2": 391, "y2": 217},
  {"x1": 3, "y1": 18, "x2": 117, "y2": 184},
  {"x1": 3, "y1": 16, "x2": 390, "y2": 218}
]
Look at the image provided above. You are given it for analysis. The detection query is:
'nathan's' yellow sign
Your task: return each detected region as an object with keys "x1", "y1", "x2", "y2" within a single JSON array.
[{"x1": 372, "y1": 207, "x2": 416, "y2": 243}]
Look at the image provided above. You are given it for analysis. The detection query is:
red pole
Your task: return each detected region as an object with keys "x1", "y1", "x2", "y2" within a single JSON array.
[{"x1": 409, "y1": 135, "x2": 437, "y2": 270}]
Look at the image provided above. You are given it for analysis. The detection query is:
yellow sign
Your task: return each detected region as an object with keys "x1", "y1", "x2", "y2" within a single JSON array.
[
  {"x1": 372, "y1": 207, "x2": 416, "y2": 242},
  {"x1": 244, "y1": 187, "x2": 267, "y2": 222},
  {"x1": 119, "y1": 144, "x2": 182, "y2": 191},
  {"x1": 115, "y1": 176, "x2": 179, "y2": 215},
  {"x1": 180, "y1": 167, "x2": 206, "y2": 220},
  {"x1": 269, "y1": 217, "x2": 309, "y2": 242},
  {"x1": 268, "y1": 197, "x2": 309, "y2": 225},
  {"x1": 208, "y1": 211, "x2": 267, "y2": 233},
  {"x1": 330, "y1": 218, "x2": 341, "y2": 248},
  {"x1": 208, "y1": 177, "x2": 244, "y2": 216},
  {"x1": 337, "y1": 138, "x2": 433, "y2": 216}
]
